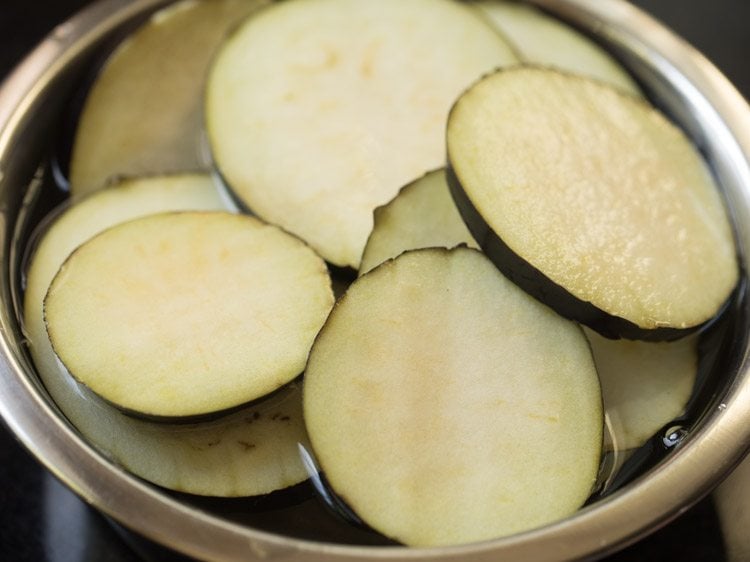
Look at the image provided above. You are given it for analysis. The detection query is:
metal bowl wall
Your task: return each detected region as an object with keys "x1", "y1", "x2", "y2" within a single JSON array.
[{"x1": 0, "y1": 1, "x2": 749, "y2": 560}]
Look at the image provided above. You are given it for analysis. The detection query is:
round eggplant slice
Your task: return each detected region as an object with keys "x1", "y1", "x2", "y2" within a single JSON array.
[
  {"x1": 44, "y1": 211, "x2": 333, "y2": 420},
  {"x1": 586, "y1": 328, "x2": 698, "y2": 452},
  {"x1": 447, "y1": 67, "x2": 739, "y2": 340},
  {"x1": 304, "y1": 247, "x2": 602, "y2": 547},
  {"x1": 359, "y1": 169, "x2": 478, "y2": 275},
  {"x1": 24, "y1": 175, "x2": 314, "y2": 496},
  {"x1": 206, "y1": 0, "x2": 518, "y2": 268},
  {"x1": 69, "y1": 0, "x2": 267, "y2": 196},
  {"x1": 472, "y1": 0, "x2": 641, "y2": 96}
]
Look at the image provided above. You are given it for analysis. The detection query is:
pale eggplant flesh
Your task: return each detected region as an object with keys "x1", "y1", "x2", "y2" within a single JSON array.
[
  {"x1": 206, "y1": 0, "x2": 518, "y2": 268},
  {"x1": 359, "y1": 168, "x2": 477, "y2": 275},
  {"x1": 69, "y1": 0, "x2": 268, "y2": 196},
  {"x1": 447, "y1": 67, "x2": 739, "y2": 341},
  {"x1": 472, "y1": 0, "x2": 641, "y2": 96},
  {"x1": 24, "y1": 175, "x2": 317, "y2": 497},
  {"x1": 44, "y1": 211, "x2": 334, "y2": 420},
  {"x1": 304, "y1": 247, "x2": 602, "y2": 547}
]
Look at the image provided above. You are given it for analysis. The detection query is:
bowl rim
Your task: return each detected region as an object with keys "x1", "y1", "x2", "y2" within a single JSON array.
[{"x1": 1, "y1": 0, "x2": 750, "y2": 560}]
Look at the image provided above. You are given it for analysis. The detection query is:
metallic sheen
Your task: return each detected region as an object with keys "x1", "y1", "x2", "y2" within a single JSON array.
[{"x1": 0, "y1": 1, "x2": 748, "y2": 560}]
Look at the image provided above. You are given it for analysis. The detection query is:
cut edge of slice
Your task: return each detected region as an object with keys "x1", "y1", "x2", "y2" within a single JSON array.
[
  {"x1": 359, "y1": 168, "x2": 478, "y2": 275},
  {"x1": 587, "y1": 327, "x2": 698, "y2": 451},
  {"x1": 206, "y1": 0, "x2": 520, "y2": 269},
  {"x1": 69, "y1": 0, "x2": 268, "y2": 196},
  {"x1": 23, "y1": 174, "x2": 313, "y2": 497},
  {"x1": 305, "y1": 246, "x2": 603, "y2": 546},
  {"x1": 44, "y1": 210, "x2": 334, "y2": 419},
  {"x1": 471, "y1": 0, "x2": 641, "y2": 96},
  {"x1": 447, "y1": 66, "x2": 739, "y2": 340}
]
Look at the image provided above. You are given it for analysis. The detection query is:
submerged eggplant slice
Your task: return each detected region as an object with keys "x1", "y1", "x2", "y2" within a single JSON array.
[
  {"x1": 359, "y1": 169, "x2": 477, "y2": 275},
  {"x1": 69, "y1": 0, "x2": 266, "y2": 196},
  {"x1": 304, "y1": 247, "x2": 602, "y2": 547},
  {"x1": 587, "y1": 328, "x2": 698, "y2": 451},
  {"x1": 359, "y1": 167, "x2": 697, "y2": 450},
  {"x1": 206, "y1": 0, "x2": 518, "y2": 268},
  {"x1": 447, "y1": 67, "x2": 739, "y2": 340},
  {"x1": 472, "y1": 0, "x2": 641, "y2": 95},
  {"x1": 25, "y1": 174, "x2": 314, "y2": 496},
  {"x1": 44, "y1": 211, "x2": 333, "y2": 419}
]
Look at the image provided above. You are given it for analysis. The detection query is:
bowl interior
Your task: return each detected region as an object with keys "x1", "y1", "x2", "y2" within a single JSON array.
[{"x1": 1, "y1": 1, "x2": 749, "y2": 560}]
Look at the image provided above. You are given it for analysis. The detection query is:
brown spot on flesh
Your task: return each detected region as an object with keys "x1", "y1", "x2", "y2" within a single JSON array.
[
  {"x1": 238, "y1": 440, "x2": 256, "y2": 451},
  {"x1": 527, "y1": 413, "x2": 560, "y2": 423}
]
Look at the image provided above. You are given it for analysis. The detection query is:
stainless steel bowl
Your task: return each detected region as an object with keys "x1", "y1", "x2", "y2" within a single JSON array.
[{"x1": 1, "y1": 1, "x2": 749, "y2": 560}]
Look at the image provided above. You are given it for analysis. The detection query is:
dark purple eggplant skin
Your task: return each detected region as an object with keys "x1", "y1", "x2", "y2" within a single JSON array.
[
  {"x1": 445, "y1": 164, "x2": 720, "y2": 342},
  {"x1": 311, "y1": 470, "x2": 400, "y2": 546},
  {"x1": 168, "y1": 479, "x2": 313, "y2": 511},
  {"x1": 53, "y1": 364, "x2": 303, "y2": 425}
]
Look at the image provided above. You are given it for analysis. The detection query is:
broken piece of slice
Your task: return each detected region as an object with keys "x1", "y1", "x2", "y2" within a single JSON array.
[
  {"x1": 206, "y1": 0, "x2": 518, "y2": 268},
  {"x1": 586, "y1": 328, "x2": 698, "y2": 451},
  {"x1": 44, "y1": 211, "x2": 333, "y2": 420},
  {"x1": 24, "y1": 175, "x2": 314, "y2": 496},
  {"x1": 69, "y1": 0, "x2": 266, "y2": 196},
  {"x1": 473, "y1": 0, "x2": 641, "y2": 95},
  {"x1": 447, "y1": 66, "x2": 739, "y2": 340},
  {"x1": 360, "y1": 171, "x2": 697, "y2": 451},
  {"x1": 359, "y1": 169, "x2": 478, "y2": 275},
  {"x1": 304, "y1": 247, "x2": 603, "y2": 546}
]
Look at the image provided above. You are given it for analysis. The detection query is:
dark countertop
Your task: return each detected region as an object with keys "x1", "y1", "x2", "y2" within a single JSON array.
[{"x1": 0, "y1": 1, "x2": 747, "y2": 560}]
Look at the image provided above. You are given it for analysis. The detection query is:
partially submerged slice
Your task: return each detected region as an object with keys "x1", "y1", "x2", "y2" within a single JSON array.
[
  {"x1": 45, "y1": 211, "x2": 333, "y2": 419},
  {"x1": 359, "y1": 169, "x2": 477, "y2": 275},
  {"x1": 69, "y1": 0, "x2": 266, "y2": 196},
  {"x1": 24, "y1": 175, "x2": 313, "y2": 496},
  {"x1": 587, "y1": 328, "x2": 698, "y2": 451},
  {"x1": 304, "y1": 247, "x2": 602, "y2": 546},
  {"x1": 206, "y1": 0, "x2": 518, "y2": 268},
  {"x1": 447, "y1": 67, "x2": 739, "y2": 340},
  {"x1": 473, "y1": 0, "x2": 641, "y2": 95}
]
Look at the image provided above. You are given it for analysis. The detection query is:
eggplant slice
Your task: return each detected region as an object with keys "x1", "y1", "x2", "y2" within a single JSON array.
[
  {"x1": 359, "y1": 169, "x2": 477, "y2": 275},
  {"x1": 69, "y1": 0, "x2": 266, "y2": 196},
  {"x1": 587, "y1": 328, "x2": 698, "y2": 451},
  {"x1": 358, "y1": 166, "x2": 697, "y2": 451},
  {"x1": 206, "y1": 0, "x2": 518, "y2": 268},
  {"x1": 472, "y1": 0, "x2": 641, "y2": 95},
  {"x1": 24, "y1": 175, "x2": 314, "y2": 496},
  {"x1": 44, "y1": 211, "x2": 333, "y2": 420},
  {"x1": 447, "y1": 67, "x2": 739, "y2": 340},
  {"x1": 304, "y1": 247, "x2": 602, "y2": 547}
]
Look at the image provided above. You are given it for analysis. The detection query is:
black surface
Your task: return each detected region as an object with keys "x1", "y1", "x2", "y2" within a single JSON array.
[{"x1": 0, "y1": 1, "x2": 747, "y2": 561}]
